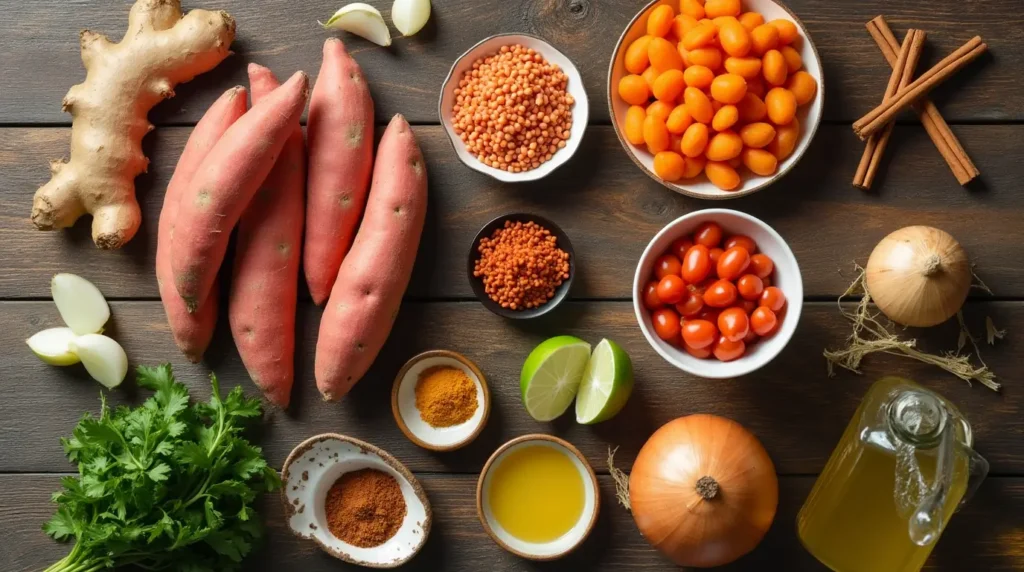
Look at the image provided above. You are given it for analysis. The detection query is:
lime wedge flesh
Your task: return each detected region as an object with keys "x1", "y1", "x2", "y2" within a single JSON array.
[
  {"x1": 576, "y1": 339, "x2": 634, "y2": 424},
  {"x1": 521, "y1": 336, "x2": 592, "y2": 421}
]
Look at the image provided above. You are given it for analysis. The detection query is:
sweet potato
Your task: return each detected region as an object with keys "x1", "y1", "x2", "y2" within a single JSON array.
[
  {"x1": 172, "y1": 71, "x2": 309, "y2": 313},
  {"x1": 305, "y1": 38, "x2": 375, "y2": 305},
  {"x1": 315, "y1": 115, "x2": 427, "y2": 401},
  {"x1": 229, "y1": 64, "x2": 306, "y2": 408},
  {"x1": 157, "y1": 86, "x2": 247, "y2": 362}
]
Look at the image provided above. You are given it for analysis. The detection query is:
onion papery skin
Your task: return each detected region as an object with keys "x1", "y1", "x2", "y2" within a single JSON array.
[
  {"x1": 866, "y1": 226, "x2": 971, "y2": 328},
  {"x1": 629, "y1": 415, "x2": 778, "y2": 567}
]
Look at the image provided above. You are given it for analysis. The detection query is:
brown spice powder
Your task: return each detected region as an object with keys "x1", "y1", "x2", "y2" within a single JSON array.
[
  {"x1": 324, "y1": 468, "x2": 407, "y2": 548},
  {"x1": 414, "y1": 365, "x2": 478, "y2": 427}
]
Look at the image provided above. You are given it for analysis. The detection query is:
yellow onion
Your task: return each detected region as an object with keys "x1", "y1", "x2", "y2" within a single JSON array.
[
  {"x1": 866, "y1": 226, "x2": 971, "y2": 327},
  {"x1": 629, "y1": 415, "x2": 778, "y2": 567}
]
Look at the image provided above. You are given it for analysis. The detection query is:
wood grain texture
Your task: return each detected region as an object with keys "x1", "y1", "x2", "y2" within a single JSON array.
[
  {"x1": 0, "y1": 0, "x2": 1014, "y2": 124},
  {"x1": 2, "y1": 301, "x2": 1018, "y2": 475},
  {"x1": 5, "y1": 474, "x2": 1024, "y2": 572},
  {"x1": 3, "y1": 125, "x2": 1023, "y2": 300}
]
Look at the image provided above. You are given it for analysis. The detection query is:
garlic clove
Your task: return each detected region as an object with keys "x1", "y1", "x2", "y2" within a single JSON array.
[
  {"x1": 27, "y1": 327, "x2": 82, "y2": 366},
  {"x1": 321, "y1": 3, "x2": 392, "y2": 47},
  {"x1": 392, "y1": 0, "x2": 431, "y2": 37},
  {"x1": 51, "y1": 273, "x2": 110, "y2": 335},
  {"x1": 68, "y1": 334, "x2": 128, "y2": 389}
]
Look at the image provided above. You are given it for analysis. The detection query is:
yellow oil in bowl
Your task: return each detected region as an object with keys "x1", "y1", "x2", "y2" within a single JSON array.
[{"x1": 487, "y1": 444, "x2": 585, "y2": 542}]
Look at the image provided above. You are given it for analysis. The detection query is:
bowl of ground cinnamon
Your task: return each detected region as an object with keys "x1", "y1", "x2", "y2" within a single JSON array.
[
  {"x1": 468, "y1": 213, "x2": 575, "y2": 319},
  {"x1": 281, "y1": 434, "x2": 431, "y2": 568},
  {"x1": 392, "y1": 350, "x2": 491, "y2": 451}
]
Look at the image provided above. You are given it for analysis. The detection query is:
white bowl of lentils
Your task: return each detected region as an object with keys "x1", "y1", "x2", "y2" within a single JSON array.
[{"x1": 439, "y1": 33, "x2": 590, "y2": 183}]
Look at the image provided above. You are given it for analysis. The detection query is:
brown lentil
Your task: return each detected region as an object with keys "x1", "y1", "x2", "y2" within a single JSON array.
[
  {"x1": 452, "y1": 44, "x2": 575, "y2": 173},
  {"x1": 473, "y1": 220, "x2": 571, "y2": 310}
]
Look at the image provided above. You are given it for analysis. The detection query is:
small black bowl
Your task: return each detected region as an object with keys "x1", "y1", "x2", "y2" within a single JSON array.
[{"x1": 467, "y1": 213, "x2": 575, "y2": 319}]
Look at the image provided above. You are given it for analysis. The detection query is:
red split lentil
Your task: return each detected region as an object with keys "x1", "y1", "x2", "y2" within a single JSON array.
[
  {"x1": 474, "y1": 221, "x2": 571, "y2": 310},
  {"x1": 452, "y1": 44, "x2": 575, "y2": 173}
]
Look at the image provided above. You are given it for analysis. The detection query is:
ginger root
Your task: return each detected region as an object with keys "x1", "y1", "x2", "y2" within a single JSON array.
[{"x1": 31, "y1": 0, "x2": 235, "y2": 249}]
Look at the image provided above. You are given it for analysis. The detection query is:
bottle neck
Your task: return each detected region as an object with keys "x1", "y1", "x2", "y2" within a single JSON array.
[{"x1": 887, "y1": 389, "x2": 948, "y2": 449}]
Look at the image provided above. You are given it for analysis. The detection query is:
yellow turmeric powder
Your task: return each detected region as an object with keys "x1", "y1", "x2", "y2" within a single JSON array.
[{"x1": 414, "y1": 366, "x2": 478, "y2": 427}]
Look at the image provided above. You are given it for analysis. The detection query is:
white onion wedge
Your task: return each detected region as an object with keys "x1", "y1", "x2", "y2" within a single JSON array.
[
  {"x1": 392, "y1": 0, "x2": 431, "y2": 36},
  {"x1": 51, "y1": 273, "x2": 110, "y2": 335},
  {"x1": 26, "y1": 327, "x2": 81, "y2": 366},
  {"x1": 69, "y1": 334, "x2": 128, "y2": 389},
  {"x1": 321, "y1": 3, "x2": 392, "y2": 46}
]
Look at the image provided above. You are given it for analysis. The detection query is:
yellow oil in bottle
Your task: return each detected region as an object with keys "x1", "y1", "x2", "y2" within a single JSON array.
[
  {"x1": 487, "y1": 444, "x2": 585, "y2": 543},
  {"x1": 797, "y1": 379, "x2": 971, "y2": 572}
]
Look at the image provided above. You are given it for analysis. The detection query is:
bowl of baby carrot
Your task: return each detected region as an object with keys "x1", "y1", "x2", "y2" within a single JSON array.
[{"x1": 609, "y1": 0, "x2": 823, "y2": 199}]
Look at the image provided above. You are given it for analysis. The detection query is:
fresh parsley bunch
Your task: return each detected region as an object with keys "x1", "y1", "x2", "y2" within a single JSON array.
[{"x1": 44, "y1": 364, "x2": 281, "y2": 572}]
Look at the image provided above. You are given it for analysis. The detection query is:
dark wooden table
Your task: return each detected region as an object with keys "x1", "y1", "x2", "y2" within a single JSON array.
[{"x1": 2, "y1": 1, "x2": 1022, "y2": 570}]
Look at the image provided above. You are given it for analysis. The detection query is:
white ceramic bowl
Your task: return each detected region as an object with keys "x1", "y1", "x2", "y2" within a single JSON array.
[
  {"x1": 281, "y1": 434, "x2": 431, "y2": 568},
  {"x1": 633, "y1": 209, "x2": 803, "y2": 378},
  {"x1": 391, "y1": 350, "x2": 490, "y2": 451},
  {"x1": 476, "y1": 435, "x2": 600, "y2": 560},
  {"x1": 439, "y1": 33, "x2": 590, "y2": 183},
  {"x1": 608, "y1": 0, "x2": 824, "y2": 199}
]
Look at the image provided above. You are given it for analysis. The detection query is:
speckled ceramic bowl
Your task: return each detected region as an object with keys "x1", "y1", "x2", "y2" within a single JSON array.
[{"x1": 281, "y1": 434, "x2": 431, "y2": 568}]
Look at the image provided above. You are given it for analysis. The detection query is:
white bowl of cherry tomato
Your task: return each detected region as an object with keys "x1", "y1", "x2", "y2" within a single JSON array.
[{"x1": 633, "y1": 208, "x2": 802, "y2": 378}]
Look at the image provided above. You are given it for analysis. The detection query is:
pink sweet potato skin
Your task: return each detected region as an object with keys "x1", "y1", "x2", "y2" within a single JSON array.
[
  {"x1": 305, "y1": 38, "x2": 374, "y2": 305},
  {"x1": 157, "y1": 86, "x2": 247, "y2": 362},
  {"x1": 172, "y1": 71, "x2": 309, "y2": 313},
  {"x1": 315, "y1": 115, "x2": 427, "y2": 401},
  {"x1": 229, "y1": 64, "x2": 306, "y2": 409}
]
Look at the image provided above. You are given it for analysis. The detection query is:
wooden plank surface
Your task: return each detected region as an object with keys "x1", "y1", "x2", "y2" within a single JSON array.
[
  {"x1": 0, "y1": 0, "x2": 1014, "y2": 125},
  {"x1": 2, "y1": 301, "x2": 1018, "y2": 475},
  {"x1": 5, "y1": 474, "x2": 1024, "y2": 572},
  {"x1": 3, "y1": 125, "x2": 1023, "y2": 300}
]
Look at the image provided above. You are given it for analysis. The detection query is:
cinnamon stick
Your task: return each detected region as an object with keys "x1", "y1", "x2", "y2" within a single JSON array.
[
  {"x1": 866, "y1": 16, "x2": 978, "y2": 185},
  {"x1": 853, "y1": 36, "x2": 987, "y2": 140},
  {"x1": 854, "y1": 29, "x2": 925, "y2": 189}
]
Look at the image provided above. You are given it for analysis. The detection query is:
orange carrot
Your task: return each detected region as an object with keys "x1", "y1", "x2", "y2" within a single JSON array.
[
  {"x1": 157, "y1": 86, "x2": 247, "y2": 362},
  {"x1": 305, "y1": 38, "x2": 375, "y2": 305},
  {"x1": 172, "y1": 71, "x2": 309, "y2": 313},
  {"x1": 315, "y1": 115, "x2": 427, "y2": 401},
  {"x1": 229, "y1": 64, "x2": 306, "y2": 408}
]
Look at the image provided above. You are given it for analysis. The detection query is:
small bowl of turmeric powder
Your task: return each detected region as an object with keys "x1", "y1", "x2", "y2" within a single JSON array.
[{"x1": 392, "y1": 350, "x2": 491, "y2": 452}]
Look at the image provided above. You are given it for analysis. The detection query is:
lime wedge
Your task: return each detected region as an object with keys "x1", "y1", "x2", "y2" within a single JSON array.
[
  {"x1": 520, "y1": 336, "x2": 592, "y2": 421},
  {"x1": 575, "y1": 339, "x2": 634, "y2": 424}
]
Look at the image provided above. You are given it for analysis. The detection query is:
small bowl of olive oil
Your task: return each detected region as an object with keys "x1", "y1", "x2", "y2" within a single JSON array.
[{"x1": 476, "y1": 435, "x2": 600, "y2": 560}]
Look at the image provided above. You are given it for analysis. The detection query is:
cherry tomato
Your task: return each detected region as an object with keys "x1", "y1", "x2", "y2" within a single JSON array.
[
  {"x1": 684, "y1": 343, "x2": 713, "y2": 359},
  {"x1": 682, "y1": 244, "x2": 712, "y2": 283},
  {"x1": 652, "y1": 307, "x2": 682, "y2": 341},
  {"x1": 696, "y1": 306, "x2": 722, "y2": 325},
  {"x1": 708, "y1": 247, "x2": 724, "y2": 277},
  {"x1": 724, "y1": 234, "x2": 757, "y2": 253},
  {"x1": 738, "y1": 299, "x2": 757, "y2": 314},
  {"x1": 704, "y1": 279, "x2": 738, "y2": 307},
  {"x1": 675, "y1": 289, "x2": 705, "y2": 317},
  {"x1": 642, "y1": 280, "x2": 662, "y2": 310},
  {"x1": 655, "y1": 254, "x2": 683, "y2": 279},
  {"x1": 749, "y1": 253, "x2": 774, "y2": 279},
  {"x1": 716, "y1": 246, "x2": 751, "y2": 281},
  {"x1": 682, "y1": 319, "x2": 718, "y2": 349},
  {"x1": 751, "y1": 306, "x2": 778, "y2": 335},
  {"x1": 717, "y1": 307, "x2": 750, "y2": 342},
  {"x1": 743, "y1": 328, "x2": 759, "y2": 344},
  {"x1": 736, "y1": 273, "x2": 764, "y2": 300},
  {"x1": 760, "y1": 286, "x2": 786, "y2": 312},
  {"x1": 693, "y1": 221, "x2": 724, "y2": 247},
  {"x1": 713, "y1": 335, "x2": 746, "y2": 361},
  {"x1": 671, "y1": 237, "x2": 695, "y2": 260},
  {"x1": 657, "y1": 274, "x2": 687, "y2": 304}
]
